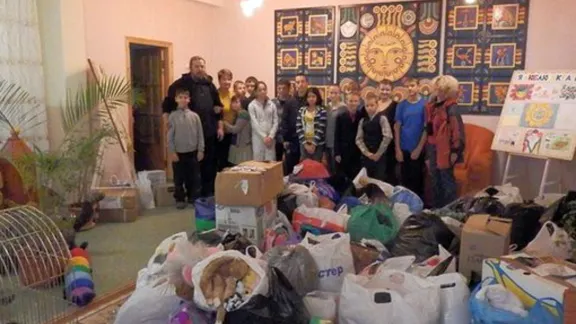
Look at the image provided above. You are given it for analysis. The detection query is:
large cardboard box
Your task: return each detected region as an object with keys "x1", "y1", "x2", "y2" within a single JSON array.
[
  {"x1": 459, "y1": 214, "x2": 512, "y2": 279},
  {"x1": 215, "y1": 200, "x2": 277, "y2": 246},
  {"x1": 482, "y1": 252, "x2": 576, "y2": 322},
  {"x1": 215, "y1": 161, "x2": 284, "y2": 206},
  {"x1": 154, "y1": 183, "x2": 175, "y2": 207},
  {"x1": 96, "y1": 187, "x2": 140, "y2": 222}
]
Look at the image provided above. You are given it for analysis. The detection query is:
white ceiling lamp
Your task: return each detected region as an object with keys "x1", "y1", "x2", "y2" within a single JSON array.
[
  {"x1": 464, "y1": 0, "x2": 477, "y2": 4},
  {"x1": 241, "y1": 0, "x2": 263, "y2": 17}
]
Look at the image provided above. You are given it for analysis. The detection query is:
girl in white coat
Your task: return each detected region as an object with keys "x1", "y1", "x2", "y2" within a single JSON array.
[{"x1": 248, "y1": 81, "x2": 278, "y2": 161}]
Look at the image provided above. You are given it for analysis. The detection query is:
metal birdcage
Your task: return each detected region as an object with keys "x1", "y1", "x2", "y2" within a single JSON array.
[{"x1": 0, "y1": 206, "x2": 79, "y2": 324}]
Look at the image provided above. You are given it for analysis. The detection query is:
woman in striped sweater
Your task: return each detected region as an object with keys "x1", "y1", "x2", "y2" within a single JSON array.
[{"x1": 296, "y1": 87, "x2": 328, "y2": 162}]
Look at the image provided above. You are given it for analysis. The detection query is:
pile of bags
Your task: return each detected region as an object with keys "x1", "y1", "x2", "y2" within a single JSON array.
[{"x1": 115, "y1": 161, "x2": 575, "y2": 324}]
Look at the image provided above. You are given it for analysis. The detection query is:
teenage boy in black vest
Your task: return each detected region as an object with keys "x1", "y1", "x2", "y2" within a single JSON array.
[
  {"x1": 334, "y1": 92, "x2": 364, "y2": 186},
  {"x1": 355, "y1": 92, "x2": 393, "y2": 181}
]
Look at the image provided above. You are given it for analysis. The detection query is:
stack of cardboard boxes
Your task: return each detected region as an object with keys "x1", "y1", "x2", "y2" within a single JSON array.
[{"x1": 214, "y1": 161, "x2": 284, "y2": 247}]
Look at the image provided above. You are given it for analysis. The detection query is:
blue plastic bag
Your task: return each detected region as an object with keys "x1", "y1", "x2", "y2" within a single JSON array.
[
  {"x1": 469, "y1": 277, "x2": 563, "y2": 324},
  {"x1": 336, "y1": 196, "x2": 362, "y2": 211},
  {"x1": 195, "y1": 197, "x2": 215, "y2": 221},
  {"x1": 390, "y1": 186, "x2": 423, "y2": 214},
  {"x1": 308, "y1": 180, "x2": 340, "y2": 203}
]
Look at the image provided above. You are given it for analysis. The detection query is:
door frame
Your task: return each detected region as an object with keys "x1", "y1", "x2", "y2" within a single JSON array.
[{"x1": 125, "y1": 36, "x2": 174, "y2": 174}]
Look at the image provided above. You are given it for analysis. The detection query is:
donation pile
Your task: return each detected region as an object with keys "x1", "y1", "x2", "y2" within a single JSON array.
[{"x1": 115, "y1": 160, "x2": 576, "y2": 324}]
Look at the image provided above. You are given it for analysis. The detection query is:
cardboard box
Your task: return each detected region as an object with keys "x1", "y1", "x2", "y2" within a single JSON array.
[
  {"x1": 96, "y1": 187, "x2": 140, "y2": 222},
  {"x1": 215, "y1": 161, "x2": 284, "y2": 206},
  {"x1": 146, "y1": 170, "x2": 167, "y2": 187},
  {"x1": 215, "y1": 200, "x2": 277, "y2": 246},
  {"x1": 459, "y1": 214, "x2": 512, "y2": 279},
  {"x1": 482, "y1": 252, "x2": 576, "y2": 321},
  {"x1": 154, "y1": 183, "x2": 175, "y2": 207}
]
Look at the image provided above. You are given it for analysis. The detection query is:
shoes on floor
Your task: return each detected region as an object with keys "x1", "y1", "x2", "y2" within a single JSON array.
[{"x1": 176, "y1": 202, "x2": 187, "y2": 209}]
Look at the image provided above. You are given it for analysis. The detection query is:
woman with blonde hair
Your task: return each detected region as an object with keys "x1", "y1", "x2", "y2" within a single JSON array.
[{"x1": 425, "y1": 75, "x2": 465, "y2": 208}]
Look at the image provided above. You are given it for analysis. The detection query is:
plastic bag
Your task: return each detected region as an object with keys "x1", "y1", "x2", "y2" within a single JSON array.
[
  {"x1": 191, "y1": 250, "x2": 269, "y2": 318},
  {"x1": 292, "y1": 205, "x2": 350, "y2": 235},
  {"x1": 114, "y1": 282, "x2": 181, "y2": 324},
  {"x1": 428, "y1": 273, "x2": 470, "y2": 324},
  {"x1": 474, "y1": 185, "x2": 523, "y2": 207},
  {"x1": 136, "y1": 171, "x2": 155, "y2": 209},
  {"x1": 469, "y1": 196, "x2": 506, "y2": 216},
  {"x1": 263, "y1": 211, "x2": 301, "y2": 252},
  {"x1": 337, "y1": 196, "x2": 363, "y2": 211},
  {"x1": 195, "y1": 197, "x2": 216, "y2": 232},
  {"x1": 524, "y1": 221, "x2": 574, "y2": 259},
  {"x1": 389, "y1": 213, "x2": 457, "y2": 263},
  {"x1": 283, "y1": 183, "x2": 319, "y2": 208},
  {"x1": 469, "y1": 277, "x2": 563, "y2": 324},
  {"x1": 169, "y1": 301, "x2": 215, "y2": 324},
  {"x1": 309, "y1": 180, "x2": 340, "y2": 203},
  {"x1": 389, "y1": 186, "x2": 424, "y2": 214},
  {"x1": 277, "y1": 194, "x2": 298, "y2": 222},
  {"x1": 304, "y1": 291, "x2": 339, "y2": 321},
  {"x1": 504, "y1": 202, "x2": 546, "y2": 250},
  {"x1": 147, "y1": 232, "x2": 188, "y2": 277},
  {"x1": 392, "y1": 203, "x2": 412, "y2": 226},
  {"x1": 339, "y1": 270, "x2": 441, "y2": 324},
  {"x1": 347, "y1": 204, "x2": 399, "y2": 244},
  {"x1": 299, "y1": 233, "x2": 354, "y2": 293},
  {"x1": 264, "y1": 245, "x2": 318, "y2": 296},
  {"x1": 293, "y1": 159, "x2": 330, "y2": 180},
  {"x1": 352, "y1": 168, "x2": 395, "y2": 196}
]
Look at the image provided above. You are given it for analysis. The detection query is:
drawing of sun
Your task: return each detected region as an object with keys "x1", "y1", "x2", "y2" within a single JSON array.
[{"x1": 523, "y1": 103, "x2": 555, "y2": 128}]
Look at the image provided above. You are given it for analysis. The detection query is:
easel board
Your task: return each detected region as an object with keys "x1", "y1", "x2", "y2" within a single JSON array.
[{"x1": 491, "y1": 70, "x2": 576, "y2": 161}]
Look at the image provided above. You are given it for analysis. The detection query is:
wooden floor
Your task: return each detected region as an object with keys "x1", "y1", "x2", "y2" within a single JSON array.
[{"x1": 46, "y1": 282, "x2": 135, "y2": 324}]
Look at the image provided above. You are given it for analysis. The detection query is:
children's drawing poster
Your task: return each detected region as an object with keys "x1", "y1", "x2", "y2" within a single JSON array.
[
  {"x1": 491, "y1": 71, "x2": 576, "y2": 161},
  {"x1": 275, "y1": 7, "x2": 335, "y2": 95},
  {"x1": 444, "y1": 0, "x2": 530, "y2": 115},
  {"x1": 336, "y1": 1, "x2": 442, "y2": 101}
]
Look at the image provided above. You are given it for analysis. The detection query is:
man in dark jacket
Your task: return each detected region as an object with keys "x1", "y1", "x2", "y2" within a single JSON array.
[
  {"x1": 162, "y1": 56, "x2": 223, "y2": 197},
  {"x1": 294, "y1": 73, "x2": 309, "y2": 108}
]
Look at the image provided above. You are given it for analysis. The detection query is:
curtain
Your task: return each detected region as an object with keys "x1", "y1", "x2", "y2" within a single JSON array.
[{"x1": 0, "y1": 0, "x2": 49, "y2": 150}]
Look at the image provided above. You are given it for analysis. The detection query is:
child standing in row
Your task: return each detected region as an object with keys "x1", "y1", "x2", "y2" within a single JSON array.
[
  {"x1": 334, "y1": 92, "x2": 363, "y2": 184},
  {"x1": 296, "y1": 87, "x2": 327, "y2": 162},
  {"x1": 395, "y1": 78, "x2": 427, "y2": 197},
  {"x1": 378, "y1": 80, "x2": 399, "y2": 185},
  {"x1": 426, "y1": 75, "x2": 465, "y2": 208},
  {"x1": 224, "y1": 95, "x2": 252, "y2": 165},
  {"x1": 167, "y1": 89, "x2": 205, "y2": 209},
  {"x1": 325, "y1": 85, "x2": 348, "y2": 173},
  {"x1": 356, "y1": 92, "x2": 393, "y2": 181},
  {"x1": 248, "y1": 81, "x2": 278, "y2": 161}
]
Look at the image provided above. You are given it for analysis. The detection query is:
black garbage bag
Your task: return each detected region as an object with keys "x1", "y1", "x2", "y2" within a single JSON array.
[
  {"x1": 553, "y1": 191, "x2": 576, "y2": 224},
  {"x1": 387, "y1": 212, "x2": 458, "y2": 263},
  {"x1": 264, "y1": 246, "x2": 319, "y2": 296},
  {"x1": 503, "y1": 201, "x2": 545, "y2": 250},
  {"x1": 224, "y1": 267, "x2": 310, "y2": 324},
  {"x1": 277, "y1": 194, "x2": 298, "y2": 222},
  {"x1": 468, "y1": 188, "x2": 506, "y2": 216}
]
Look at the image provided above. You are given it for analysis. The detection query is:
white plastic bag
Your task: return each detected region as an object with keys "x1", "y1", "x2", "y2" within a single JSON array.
[
  {"x1": 191, "y1": 250, "x2": 269, "y2": 312},
  {"x1": 524, "y1": 221, "x2": 574, "y2": 259},
  {"x1": 304, "y1": 291, "x2": 339, "y2": 321},
  {"x1": 339, "y1": 270, "x2": 441, "y2": 324},
  {"x1": 292, "y1": 205, "x2": 350, "y2": 233},
  {"x1": 393, "y1": 203, "x2": 411, "y2": 225},
  {"x1": 147, "y1": 232, "x2": 188, "y2": 276},
  {"x1": 474, "y1": 184, "x2": 523, "y2": 206},
  {"x1": 353, "y1": 168, "x2": 394, "y2": 196},
  {"x1": 114, "y1": 282, "x2": 180, "y2": 324},
  {"x1": 299, "y1": 232, "x2": 354, "y2": 293},
  {"x1": 137, "y1": 171, "x2": 155, "y2": 209},
  {"x1": 428, "y1": 273, "x2": 470, "y2": 324},
  {"x1": 283, "y1": 183, "x2": 319, "y2": 207}
]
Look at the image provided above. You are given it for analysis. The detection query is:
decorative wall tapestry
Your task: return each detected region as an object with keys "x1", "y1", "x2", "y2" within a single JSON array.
[
  {"x1": 491, "y1": 71, "x2": 576, "y2": 161},
  {"x1": 275, "y1": 7, "x2": 335, "y2": 99},
  {"x1": 445, "y1": 0, "x2": 530, "y2": 115},
  {"x1": 336, "y1": 1, "x2": 442, "y2": 101}
]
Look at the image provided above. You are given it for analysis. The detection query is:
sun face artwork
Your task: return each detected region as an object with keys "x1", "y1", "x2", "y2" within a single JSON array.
[
  {"x1": 509, "y1": 84, "x2": 534, "y2": 101},
  {"x1": 520, "y1": 103, "x2": 558, "y2": 129}
]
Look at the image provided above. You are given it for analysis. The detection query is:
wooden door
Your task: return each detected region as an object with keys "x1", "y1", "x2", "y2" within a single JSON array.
[{"x1": 131, "y1": 47, "x2": 166, "y2": 172}]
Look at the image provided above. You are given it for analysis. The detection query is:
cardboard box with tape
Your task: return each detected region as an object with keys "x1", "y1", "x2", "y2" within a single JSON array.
[
  {"x1": 459, "y1": 214, "x2": 512, "y2": 279},
  {"x1": 215, "y1": 161, "x2": 284, "y2": 206}
]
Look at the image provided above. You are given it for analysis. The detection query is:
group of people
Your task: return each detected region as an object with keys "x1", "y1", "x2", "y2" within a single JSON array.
[{"x1": 162, "y1": 56, "x2": 465, "y2": 210}]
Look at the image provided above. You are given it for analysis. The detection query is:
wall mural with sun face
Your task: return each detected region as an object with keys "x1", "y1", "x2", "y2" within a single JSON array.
[
  {"x1": 273, "y1": 0, "x2": 530, "y2": 115},
  {"x1": 336, "y1": 1, "x2": 442, "y2": 102},
  {"x1": 445, "y1": 0, "x2": 530, "y2": 115},
  {"x1": 275, "y1": 7, "x2": 335, "y2": 100}
]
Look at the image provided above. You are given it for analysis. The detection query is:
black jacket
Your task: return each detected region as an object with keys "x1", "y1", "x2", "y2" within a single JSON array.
[
  {"x1": 162, "y1": 73, "x2": 223, "y2": 138},
  {"x1": 334, "y1": 110, "x2": 363, "y2": 158},
  {"x1": 280, "y1": 96, "x2": 300, "y2": 143}
]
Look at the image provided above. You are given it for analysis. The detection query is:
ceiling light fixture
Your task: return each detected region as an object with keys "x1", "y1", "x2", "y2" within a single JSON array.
[
  {"x1": 241, "y1": 0, "x2": 263, "y2": 17},
  {"x1": 464, "y1": 0, "x2": 477, "y2": 4}
]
